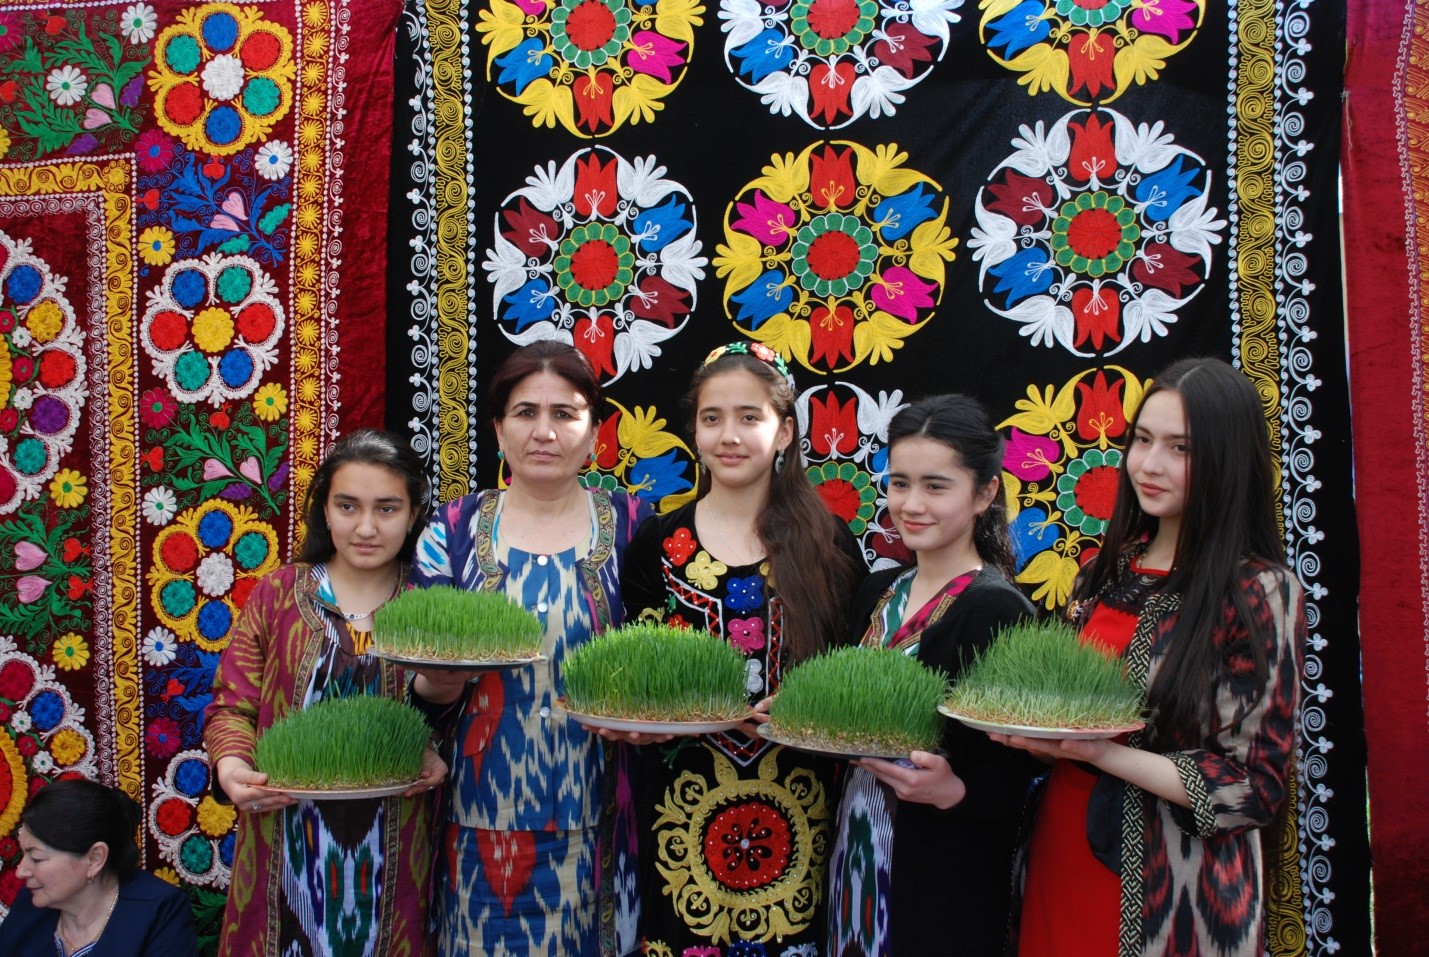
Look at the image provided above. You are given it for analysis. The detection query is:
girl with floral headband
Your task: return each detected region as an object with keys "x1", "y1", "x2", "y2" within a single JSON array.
[{"x1": 612, "y1": 341, "x2": 865, "y2": 957}]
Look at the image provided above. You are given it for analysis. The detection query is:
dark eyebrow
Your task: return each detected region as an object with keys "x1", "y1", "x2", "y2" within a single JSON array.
[
  {"x1": 1133, "y1": 426, "x2": 1189, "y2": 441},
  {"x1": 331, "y1": 492, "x2": 406, "y2": 504},
  {"x1": 889, "y1": 470, "x2": 954, "y2": 482},
  {"x1": 510, "y1": 399, "x2": 581, "y2": 412}
]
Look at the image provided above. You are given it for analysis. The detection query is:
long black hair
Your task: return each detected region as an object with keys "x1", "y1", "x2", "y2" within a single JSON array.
[
  {"x1": 684, "y1": 352, "x2": 860, "y2": 663},
  {"x1": 887, "y1": 394, "x2": 1016, "y2": 578},
  {"x1": 297, "y1": 429, "x2": 430, "y2": 564},
  {"x1": 22, "y1": 779, "x2": 143, "y2": 878},
  {"x1": 1074, "y1": 358, "x2": 1286, "y2": 743}
]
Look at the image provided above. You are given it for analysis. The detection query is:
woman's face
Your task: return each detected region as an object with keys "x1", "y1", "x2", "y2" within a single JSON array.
[
  {"x1": 1126, "y1": 389, "x2": 1190, "y2": 524},
  {"x1": 494, "y1": 370, "x2": 596, "y2": 488},
  {"x1": 886, "y1": 436, "x2": 996, "y2": 565},
  {"x1": 323, "y1": 462, "x2": 413, "y2": 574},
  {"x1": 15, "y1": 826, "x2": 94, "y2": 909},
  {"x1": 694, "y1": 369, "x2": 794, "y2": 494}
]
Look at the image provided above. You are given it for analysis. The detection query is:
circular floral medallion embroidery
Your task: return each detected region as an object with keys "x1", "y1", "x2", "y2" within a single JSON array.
[
  {"x1": 147, "y1": 4, "x2": 295, "y2": 155},
  {"x1": 475, "y1": 0, "x2": 702, "y2": 138},
  {"x1": 586, "y1": 398, "x2": 697, "y2": 511},
  {"x1": 722, "y1": 0, "x2": 964, "y2": 128},
  {"x1": 717, "y1": 141, "x2": 956, "y2": 373},
  {"x1": 147, "y1": 499, "x2": 280, "y2": 652},
  {"x1": 140, "y1": 252, "x2": 285, "y2": 404},
  {"x1": 795, "y1": 381, "x2": 907, "y2": 567},
  {"x1": 998, "y1": 364, "x2": 1148, "y2": 609},
  {"x1": 485, "y1": 147, "x2": 706, "y2": 383},
  {"x1": 656, "y1": 750, "x2": 826, "y2": 942},
  {"x1": 148, "y1": 748, "x2": 234, "y2": 887},
  {"x1": 967, "y1": 108, "x2": 1224, "y2": 357},
  {"x1": 980, "y1": 0, "x2": 1204, "y2": 105},
  {"x1": 0, "y1": 232, "x2": 89, "y2": 515}
]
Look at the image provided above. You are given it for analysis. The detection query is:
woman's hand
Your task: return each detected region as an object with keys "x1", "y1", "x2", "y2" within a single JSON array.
[
  {"x1": 854, "y1": 751, "x2": 967, "y2": 810},
  {"x1": 403, "y1": 745, "x2": 447, "y2": 798},
  {"x1": 731, "y1": 694, "x2": 773, "y2": 738},
  {"x1": 987, "y1": 732, "x2": 1110, "y2": 763},
  {"x1": 216, "y1": 756, "x2": 298, "y2": 815},
  {"x1": 987, "y1": 733, "x2": 1191, "y2": 808},
  {"x1": 590, "y1": 726, "x2": 676, "y2": 745}
]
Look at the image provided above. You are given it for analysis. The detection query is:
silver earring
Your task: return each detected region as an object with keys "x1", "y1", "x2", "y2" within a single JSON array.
[{"x1": 774, "y1": 450, "x2": 785, "y2": 473}]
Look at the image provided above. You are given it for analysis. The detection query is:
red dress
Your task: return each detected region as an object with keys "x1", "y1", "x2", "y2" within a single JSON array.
[{"x1": 1017, "y1": 564, "x2": 1166, "y2": 957}]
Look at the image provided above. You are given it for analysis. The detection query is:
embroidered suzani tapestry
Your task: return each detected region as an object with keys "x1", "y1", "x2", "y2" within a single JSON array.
[
  {"x1": 387, "y1": 0, "x2": 1368, "y2": 954},
  {"x1": 0, "y1": 0, "x2": 402, "y2": 947}
]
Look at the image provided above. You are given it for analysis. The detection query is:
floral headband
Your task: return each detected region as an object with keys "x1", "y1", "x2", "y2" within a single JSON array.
[{"x1": 702, "y1": 341, "x2": 796, "y2": 390}]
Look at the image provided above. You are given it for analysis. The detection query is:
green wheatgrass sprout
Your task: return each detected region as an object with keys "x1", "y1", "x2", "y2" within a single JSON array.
[
  {"x1": 373, "y1": 586, "x2": 543, "y2": 661},
  {"x1": 561, "y1": 623, "x2": 749, "y2": 721},
  {"x1": 769, "y1": 647, "x2": 947, "y2": 755},
  {"x1": 943, "y1": 618, "x2": 1145, "y2": 729},
  {"x1": 256, "y1": 695, "x2": 429, "y2": 789}
]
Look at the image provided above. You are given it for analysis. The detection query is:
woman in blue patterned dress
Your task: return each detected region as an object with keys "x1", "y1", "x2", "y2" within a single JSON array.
[
  {"x1": 617, "y1": 342, "x2": 864, "y2": 957},
  {"x1": 409, "y1": 341, "x2": 651, "y2": 957}
]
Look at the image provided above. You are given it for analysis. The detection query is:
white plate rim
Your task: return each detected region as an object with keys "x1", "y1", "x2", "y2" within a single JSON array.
[
  {"x1": 554, "y1": 698, "x2": 752, "y2": 735},
  {"x1": 755, "y1": 722, "x2": 913, "y2": 760},
  {"x1": 368, "y1": 647, "x2": 547, "y2": 671},
  {"x1": 256, "y1": 780, "x2": 417, "y2": 800},
  {"x1": 938, "y1": 704, "x2": 1145, "y2": 740}
]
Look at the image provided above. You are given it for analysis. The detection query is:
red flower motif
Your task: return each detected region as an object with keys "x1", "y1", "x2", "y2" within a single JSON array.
[
  {"x1": 574, "y1": 152, "x2": 619, "y2": 219},
  {"x1": 572, "y1": 313, "x2": 617, "y2": 379},
  {"x1": 666, "y1": 613, "x2": 690, "y2": 629},
  {"x1": 0, "y1": 835, "x2": 17, "y2": 859},
  {"x1": 703, "y1": 799, "x2": 793, "y2": 890},
  {"x1": 0, "y1": 81, "x2": 17, "y2": 104},
  {"x1": 574, "y1": 70, "x2": 615, "y2": 135},
  {"x1": 1071, "y1": 285, "x2": 1121, "y2": 352},
  {"x1": 211, "y1": 408, "x2": 231, "y2": 430},
  {"x1": 1068, "y1": 112, "x2": 1116, "y2": 185},
  {"x1": 986, "y1": 170, "x2": 1055, "y2": 228},
  {"x1": 871, "y1": 22, "x2": 938, "y2": 76},
  {"x1": 1131, "y1": 241, "x2": 1202, "y2": 297},
  {"x1": 0, "y1": 661, "x2": 35, "y2": 701},
  {"x1": 809, "y1": 145, "x2": 857, "y2": 211},
  {"x1": 1075, "y1": 372, "x2": 1127, "y2": 444},
  {"x1": 593, "y1": 410, "x2": 623, "y2": 470},
  {"x1": 16, "y1": 735, "x2": 38, "y2": 757},
  {"x1": 501, "y1": 197, "x2": 560, "y2": 259},
  {"x1": 809, "y1": 61, "x2": 857, "y2": 126},
  {"x1": 62, "y1": 537, "x2": 88, "y2": 562},
  {"x1": 142, "y1": 446, "x2": 165, "y2": 471},
  {"x1": 629, "y1": 274, "x2": 691, "y2": 328},
  {"x1": 139, "y1": 387, "x2": 178, "y2": 428},
  {"x1": 202, "y1": 156, "x2": 226, "y2": 180},
  {"x1": 0, "y1": 866, "x2": 21, "y2": 908},
  {"x1": 146, "y1": 716, "x2": 183, "y2": 759},
  {"x1": 815, "y1": 478, "x2": 862, "y2": 525},
  {"x1": 809, "y1": 393, "x2": 858, "y2": 457},
  {"x1": 663, "y1": 527, "x2": 696, "y2": 565},
  {"x1": 1068, "y1": 29, "x2": 1116, "y2": 102},
  {"x1": 809, "y1": 303, "x2": 855, "y2": 369},
  {"x1": 67, "y1": 574, "x2": 92, "y2": 600},
  {"x1": 0, "y1": 409, "x2": 17, "y2": 431}
]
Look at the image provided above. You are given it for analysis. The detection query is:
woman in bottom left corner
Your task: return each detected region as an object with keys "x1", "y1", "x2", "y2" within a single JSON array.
[{"x1": 0, "y1": 778, "x2": 199, "y2": 956}]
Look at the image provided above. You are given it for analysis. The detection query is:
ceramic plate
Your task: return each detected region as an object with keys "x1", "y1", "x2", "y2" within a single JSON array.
[
  {"x1": 755, "y1": 723, "x2": 912, "y2": 760},
  {"x1": 368, "y1": 648, "x2": 547, "y2": 672},
  {"x1": 555, "y1": 699, "x2": 752, "y2": 735},
  {"x1": 256, "y1": 781, "x2": 416, "y2": 801},
  {"x1": 938, "y1": 704, "x2": 1145, "y2": 740}
]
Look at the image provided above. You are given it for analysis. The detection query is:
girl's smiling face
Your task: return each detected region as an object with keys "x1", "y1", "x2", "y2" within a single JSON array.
[
  {"x1": 886, "y1": 436, "x2": 997, "y2": 565},
  {"x1": 694, "y1": 369, "x2": 793, "y2": 494}
]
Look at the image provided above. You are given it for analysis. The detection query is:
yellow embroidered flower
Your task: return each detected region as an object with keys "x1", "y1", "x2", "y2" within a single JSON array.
[
  {"x1": 191, "y1": 306, "x2": 236, "y2": 353},
  {"x1": 49, "y1": 469, "x2": 87, "y2": 508},
  {"x1": 154, "y1": 867, "x2": 181, "y2": 886},
  {"x1": 24, "y1": 300, "x2": 64, "y2": 344},
  {"x1": 253, "y1": 382, "x2": 288, "y2": 421},
  {"x1": 0, "y1": 127, "x2": 10, "y2": 159},
  {"x1": 684, "y1": 550, "x2": 728, "y2": 591},
  {"x1": 48, "y1": 728, "x2": 87, "y2": 767},
  {"x1": 196, "y1": 795, "x2": 238, "y2": 837},
  {"x1": 52, "y1": 633, "x2": 90, "y2": 670},
  {"x1": 138, "y1": 226, "x2": 176, "y2": 266}
]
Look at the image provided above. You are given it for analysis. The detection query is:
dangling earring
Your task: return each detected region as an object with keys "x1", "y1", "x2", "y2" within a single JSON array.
[
  {"x1": 497, "y1": 450, "x2": 505, "y2": 461},
  {"x1": 774, "y1": 449, "x2": 785, "y2": 473}
]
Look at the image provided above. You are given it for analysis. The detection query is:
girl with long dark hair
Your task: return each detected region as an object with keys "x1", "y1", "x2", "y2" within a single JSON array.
[
  {"x1": 618, "y1": 341, "x2": 864, "y2": 956},
  {"x1": 999, "y1": 358, "x2": 1306, "y2": 957},
  {"x1": 827, "y1": 394, "x2": 1039, "y2": 956}
]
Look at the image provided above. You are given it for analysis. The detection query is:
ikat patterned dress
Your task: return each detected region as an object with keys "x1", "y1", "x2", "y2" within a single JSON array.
[
  {"x1": 411, "y1": 487, "x2": 649, "y2": 957},
  {"x1": 620, "y1": 502, "x2": 848, "y2": 957},
  {"x1": 206, "y1": 562, "x2": 436, "y2": 957}
]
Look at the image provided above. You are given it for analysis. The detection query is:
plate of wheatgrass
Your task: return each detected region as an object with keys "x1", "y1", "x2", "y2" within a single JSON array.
[
  {"x1": 369, "y1": 586, "x2": 547, "y2": 671},
  {"x1": 255, "y1": 695, "x2": 430, "y2": 800}
]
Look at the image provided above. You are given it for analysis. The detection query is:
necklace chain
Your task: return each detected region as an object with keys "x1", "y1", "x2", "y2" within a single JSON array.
[
  {"x1": 706, "y1": 509, "x2": 757, "y2": 566},
  {"x1": 59, "y1": 882, "x2": 119, "y2": 953},
  {"x1": 325, "y1": 569, "x2": 402, "y2": 622}
]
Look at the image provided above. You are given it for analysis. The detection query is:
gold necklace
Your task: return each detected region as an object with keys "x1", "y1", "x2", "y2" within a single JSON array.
[{"x1": 59, "y1": 882, "x2": 119, "y2": 954}]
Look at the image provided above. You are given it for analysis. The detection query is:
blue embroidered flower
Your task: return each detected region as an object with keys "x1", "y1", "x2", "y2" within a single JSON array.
[
  {"x1": 730, "y1": 28, "x2": 794, "y2": 84},
  {"x1": 730, "y1": 269, "x2": 793, "y2": 328},
  {"x1": 987, "y1": 1, "x2": 1053, "y2": 59},
  {"x1": 1010, "y1": 506, "x2": 1058, "y2": 571},
  {"x1": 502, "y1": 278, "x2": 557, "y2": 332},
  {"x1": 725, "y1": 574, "x2": 765, "y2": 613},
  {"x1": 1134, "y1": 155, "x2": 1203, "y2": 224},
  {"x1": 633, "y1": 195, "x2": 694, "y2": 254},
  {"x1": 495, "y1": 38, "x2": 555, "y2": 95},
  {"x1": 876, "y1": 184, "x2": 938, "y2": 243},
  {"x1": 628, "y1": 450, "x2": 693, "y2": 503},
  {"x1": 989, "y1": 246, "x2": 1055, "y2": 304}
]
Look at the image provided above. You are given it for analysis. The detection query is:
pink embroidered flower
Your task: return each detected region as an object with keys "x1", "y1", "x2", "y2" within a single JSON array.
[
  {"x1": 1131, "y1": 0, "x2": 1199, "y2": 42},
  {"x1": 1004, "y1": 429, "x2": 1061, "y2": 483},
  {"x1": 727, "y1": 617, "x2": 765, "y2": 654},
  {"x1": 16, "y1": 575, "x2": 49, "y2": 604},
  {"x1": 13, "y1": 541, "x2": 46, "y2": 571},
  {"x1": 870, "y1": 266, "x2": 937, "y2": 322},
  {"x1": 732, "y1": 191, "x2": 797, "y2": 248},
  {"x1": 626, "y1": 31, "x2": 686, "y2": 84}
]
